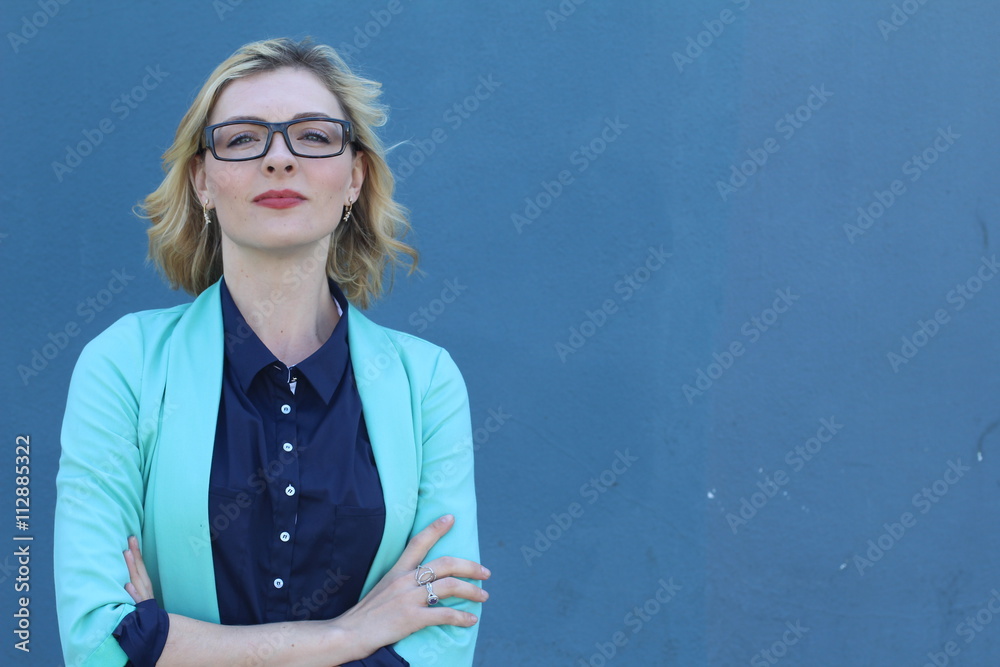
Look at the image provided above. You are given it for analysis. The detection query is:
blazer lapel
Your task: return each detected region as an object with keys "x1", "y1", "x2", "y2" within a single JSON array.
[
  {"x1": 147, "y1": 281, "x2": 224, "y2": 622},
  {"x1": 348, "y1": 306, "x2": 419, "y2": 594}
]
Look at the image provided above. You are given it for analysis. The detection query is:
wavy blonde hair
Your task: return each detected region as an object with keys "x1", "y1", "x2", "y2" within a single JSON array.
[{"x1": 142, "y1": 37, "x2": 417, "y2": 308}]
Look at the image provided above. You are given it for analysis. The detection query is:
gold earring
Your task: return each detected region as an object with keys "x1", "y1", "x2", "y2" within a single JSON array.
[
  {"x1": 203, "y1": 200, "x2": 212, "y2": 225},
  {"x1": 341, "y1": 197, "x2": 354, "y2": 224}
]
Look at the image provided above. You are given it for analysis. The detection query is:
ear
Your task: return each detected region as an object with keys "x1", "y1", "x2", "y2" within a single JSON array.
[
  {"x1": 348, "y1": 150, "x2": 367, "y2": 203},
  {"x1": 190, "y1": 154, "x2": 209, "y2": 205}
]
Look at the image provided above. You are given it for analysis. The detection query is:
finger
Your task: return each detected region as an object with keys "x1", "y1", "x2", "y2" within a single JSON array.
[
  {"x1": 424, "y1": 555, "x2": 491, "y2": 582},
  {"x1": 123, "y1": 545, "x2": 141, "y2": 586},
  {"x1": 124, "y1": 536, "x2": 153, "y2": 601},
  {"x1": 422, "y1": 577, "x2": 489, "y2": 604},
  {"x1": 124, "y1": 581, "x2": 144, "y2": 604},
  {"x1": 129, "y1": 536, "x2": 151, "y2": 580},
  {"x1": 123, "y1": 550, "x2": 149, "y2": 602},
  {"x1": 418, "y1": 603, "x2": 480, "y2": 628},
  {"x1": 131, "y1": 537, "x2": 153, "y2": 595},
  {"x1": 128, "y1": 537, "x2": 150, "y2": 586},
  {"x1": 395, "y1": 515, "x2": 455, "y2": 571},
  {"x1": 123, "y1": 549, "x2": 151, "y2": 602},
  {"x1": 412, "y1": 580, "x2": 482, "y2": 628}
]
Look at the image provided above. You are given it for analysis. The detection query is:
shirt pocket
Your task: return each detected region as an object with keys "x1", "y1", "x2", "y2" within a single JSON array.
[
  {"x1": 208, "y1": 485, "x2": 257, "y2": 552},
  {"x1": 327, "y1": 505, "x2": 387, "y2": 599}
]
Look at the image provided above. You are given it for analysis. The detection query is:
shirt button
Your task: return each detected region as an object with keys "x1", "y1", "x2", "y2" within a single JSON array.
[
  {"x1": 283, "y1": 442, "x2": 294, "y2": 452},
  {"x1": 279, "y1": 531, "x2": 290, "y2": 542},
  {"x1": 273, "y1": 578, "x2": 284, "y2": 589},
  {"x1": 280, "y1": 404, "x2": 291, "y2": 414},
  {"x1": 285, "y1": 485, "x2": 296, "y2": 496}
]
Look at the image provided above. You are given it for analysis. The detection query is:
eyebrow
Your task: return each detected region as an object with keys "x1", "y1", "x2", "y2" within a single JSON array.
[{"x1": 218, "y1": 111, "x2": 338, "y2": 123}]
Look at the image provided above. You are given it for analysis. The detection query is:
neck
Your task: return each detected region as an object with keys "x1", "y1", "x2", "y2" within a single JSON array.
[{"x1": 222, "y1": 239, "x2": 339, "y2": 367}]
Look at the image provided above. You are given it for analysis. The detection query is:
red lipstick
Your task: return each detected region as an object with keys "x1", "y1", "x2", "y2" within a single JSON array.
[{"x1": 253, "y1": 189, "x2": 306, "y2": 209}]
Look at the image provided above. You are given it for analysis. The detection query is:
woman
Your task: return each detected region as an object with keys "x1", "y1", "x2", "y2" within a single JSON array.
[{"x1": 54, "y1": 37, "x2": 487, "y2": 667}]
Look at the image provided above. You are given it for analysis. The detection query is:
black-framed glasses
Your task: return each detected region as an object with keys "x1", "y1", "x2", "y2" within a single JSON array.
[{"x1": 202, "y1": 117, "x2": 355, "y2": 161}]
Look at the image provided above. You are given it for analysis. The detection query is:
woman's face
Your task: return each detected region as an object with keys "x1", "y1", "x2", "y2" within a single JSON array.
[{"x1": 193, "y1": 67, "x2": 364, "y2": 257}]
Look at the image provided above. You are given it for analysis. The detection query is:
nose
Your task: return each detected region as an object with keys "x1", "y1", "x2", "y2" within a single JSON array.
[{"x1": 262, "y1": 129, "x2": 297, "y2": 173}]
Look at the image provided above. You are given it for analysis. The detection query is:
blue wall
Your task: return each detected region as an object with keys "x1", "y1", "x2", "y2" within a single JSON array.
[{"x1": 3, "y1": 1, "x2": 1000, "y2": 664}]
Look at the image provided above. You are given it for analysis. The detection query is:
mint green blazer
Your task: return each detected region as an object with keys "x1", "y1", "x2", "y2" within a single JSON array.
[{"x1": 54, "y1": 281, "x2": 481, "y2": 666}]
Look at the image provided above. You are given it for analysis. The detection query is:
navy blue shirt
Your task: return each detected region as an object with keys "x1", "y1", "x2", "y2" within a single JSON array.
[{"x1": 114, "y1": 278, "x2": 408, "y2": 666}]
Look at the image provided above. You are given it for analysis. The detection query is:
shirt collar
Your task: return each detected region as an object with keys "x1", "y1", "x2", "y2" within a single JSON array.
[{"x1": 220, "y1": 276, "x2": 351, "y2": 404}]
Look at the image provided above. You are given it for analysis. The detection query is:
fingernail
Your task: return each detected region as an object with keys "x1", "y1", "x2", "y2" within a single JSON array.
[
  {"x1": 438, "y1": 515, "x2": 453, "y2": 525},
  {"x1": 481, "y1": 566, "x2": 491, "y2": 577},
  {"x1": 481, "y1": 590, "x2": 490, "y2": 601},
  {"x1": 469, "y1": 615, "x2": 479, "y2": 624}
]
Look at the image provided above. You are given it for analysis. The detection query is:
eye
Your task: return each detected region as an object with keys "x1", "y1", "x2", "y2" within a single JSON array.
[
  {"x1": 227, "y1": 131, "x2": 260, "y2": 147},
  {"x1": 296, "y1": 127, "x2": 332, "y2": 144},
  {"x1": 213, "y1": 123, "x2": 266, "y2": 151}
]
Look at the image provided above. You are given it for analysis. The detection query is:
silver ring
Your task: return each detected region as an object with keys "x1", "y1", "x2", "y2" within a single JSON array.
[
  {"x1": 415, "y1": 565, "x2": 436, "y2": 585},
  {"x1": 425, "y1": 582, "x2": 439, "y2": 606}
]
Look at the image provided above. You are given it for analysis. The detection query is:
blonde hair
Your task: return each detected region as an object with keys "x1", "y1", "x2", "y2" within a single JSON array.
[{"x1": 142, "y1": 37, "x2": 417, "y2": 308}]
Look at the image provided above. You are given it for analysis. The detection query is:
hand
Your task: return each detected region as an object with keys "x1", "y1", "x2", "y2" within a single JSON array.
[
  {"x1": 334, "y1": 514, "x2": 491, "y2": 658},
  {"x1": 122, "y1": 535, "x2": 155, "y2": 604}
]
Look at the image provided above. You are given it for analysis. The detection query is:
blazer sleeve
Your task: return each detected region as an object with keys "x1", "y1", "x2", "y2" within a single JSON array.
[
  {"x1": 54, "y1": 315, "x2": 146, "y2": 667},
  {"x1": 393, "y1": 349, "x2": 482, "y2": 667}
]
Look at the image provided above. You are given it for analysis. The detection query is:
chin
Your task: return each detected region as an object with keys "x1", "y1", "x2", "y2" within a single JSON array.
[{"x1": 235, "y1": 213, "x2": 337, "y2": 240}]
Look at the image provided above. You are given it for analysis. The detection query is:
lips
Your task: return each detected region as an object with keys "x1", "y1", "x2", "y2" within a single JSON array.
[{"x1": 253, "y1": 189, "x2": 306, "y2": 209}]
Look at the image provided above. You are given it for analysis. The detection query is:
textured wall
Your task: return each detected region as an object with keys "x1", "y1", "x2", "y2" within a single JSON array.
[{"x1": 3, "y1": 0, "x2": 1000, "y2": 664}]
